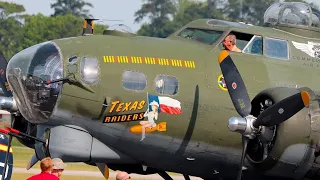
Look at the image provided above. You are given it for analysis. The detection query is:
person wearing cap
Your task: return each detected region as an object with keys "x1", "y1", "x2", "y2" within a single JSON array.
[
  {"x1": 27, "y1": 157, "x2": 59, "y2": 180},
  {"x1": 51, "y1": 158, "x2": 67, "y2": 178},
  {"x1": 116, "y1": 171, "x2": 131, "y2": 180}
]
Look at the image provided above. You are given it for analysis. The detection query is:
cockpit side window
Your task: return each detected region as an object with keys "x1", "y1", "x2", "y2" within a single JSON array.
[
  {"x1": 265, "y1": 37, "x2": 289, "y2": 60},
  {"x1": 177, "y1": 28, "x2": 224, "y2": 45},
  {"x1": 243, "y1": 36, "x2": 263, "y2": 55},
  {"x1": 219, "y1": 31, "x2": 260, "y2": 54}
]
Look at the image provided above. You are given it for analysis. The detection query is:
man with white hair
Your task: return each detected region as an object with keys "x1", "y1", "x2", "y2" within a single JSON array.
[{"x1": 51, "y1": 158, "x2": 67, "y2": 178}]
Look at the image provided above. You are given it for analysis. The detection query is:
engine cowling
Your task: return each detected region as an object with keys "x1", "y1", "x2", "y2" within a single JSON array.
[{"x1": 246, "y1": 87, "x2": 318, "y2": 179}]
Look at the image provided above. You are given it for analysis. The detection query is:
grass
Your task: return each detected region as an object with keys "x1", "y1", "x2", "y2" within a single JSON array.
[{"x1": 13, "y1": 146, "x2": 101, "y2": 171}]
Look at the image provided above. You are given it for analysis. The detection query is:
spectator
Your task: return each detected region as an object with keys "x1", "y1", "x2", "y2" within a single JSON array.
[
  {"x1": 116, "y1": 171, "x2": 131, "y2": 180},
  {"x1": 27, "y1": 157, "x2": 59, "y2": 180},
  {"x1": 52, "y1": 158, "x2": 67, "y2": 178}
]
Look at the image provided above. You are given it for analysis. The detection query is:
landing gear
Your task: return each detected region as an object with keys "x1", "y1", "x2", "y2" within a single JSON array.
[{"x1": 158, "y1": 171, "x2": 191, "y2": 180}]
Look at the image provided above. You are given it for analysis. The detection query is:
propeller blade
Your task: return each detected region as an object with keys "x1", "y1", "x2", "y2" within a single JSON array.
[
  {"x1": 96, "y1": 163, "x2": 110, "y2": 179},
  {"x1": 253, "y1": 91, "x2": 310, "y2": 128},
  {"x1": 26, "y1": 153, "x2": 39, "y2": 170},
  {"x1": 218, "y1": 50, "x2": 251, "y2": 117},
  {"x1": 0, "y1": 51, "x2": 12, "y2": 97},
  {"x1": 236, "y1": 136, "x2": 249, "y2": 180}
]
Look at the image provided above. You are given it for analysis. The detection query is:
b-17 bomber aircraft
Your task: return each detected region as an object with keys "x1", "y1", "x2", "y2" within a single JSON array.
[{"x1": 0, "y1": 1, "x2": 320, "y2": 180}]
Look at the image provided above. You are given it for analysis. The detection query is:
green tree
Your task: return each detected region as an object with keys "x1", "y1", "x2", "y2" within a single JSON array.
[
  {"x1": 135, "y1": 0, "x2": 176, "y2": 37},
  {"x1": 0, "y1": 2, "x2": 25, "y2": 59},
  {"x1": 51, "y1": 0, "x2": 93, "y2": 18},
  {"x1": 21, "y1": 14, "x2": 107, "y2": 48}
]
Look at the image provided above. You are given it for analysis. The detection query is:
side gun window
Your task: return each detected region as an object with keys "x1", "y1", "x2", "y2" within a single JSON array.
[
  {"x1": 155, "y1": 75, "x2": 178, "y2": 95},
  {"x1": 265, "y1": 37, "x2": 289, "y2": 60},
  {"x1": 80, "y1": 57, "x2": 99, "y2": 84},
  {"x1": 122, "y1": 70, "x2": 147, "y2": 91}
]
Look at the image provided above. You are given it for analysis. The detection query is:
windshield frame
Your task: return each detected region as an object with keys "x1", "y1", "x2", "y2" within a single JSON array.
[{"x1": 176, "y1": 27, "x2": 225, "y2": 45}]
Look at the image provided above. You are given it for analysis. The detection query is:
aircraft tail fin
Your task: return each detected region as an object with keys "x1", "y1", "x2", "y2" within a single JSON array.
[{"x1": 82, "y1": 18, "x2": 99, "y2": 36}]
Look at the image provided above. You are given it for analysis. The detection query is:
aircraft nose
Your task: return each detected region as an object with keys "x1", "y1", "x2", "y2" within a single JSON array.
[{"x1": 6, "y1": 42, "x2": 63, "y2": 123}]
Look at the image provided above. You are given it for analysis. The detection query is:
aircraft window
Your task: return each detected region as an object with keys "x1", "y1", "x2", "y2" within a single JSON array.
[
  {"x1": 243, "y1": 36, "x2": 263, "y2": 55},
  {"x1": 80, "y1": 57, "x2": 100, "y2": 84},
  {"x1": 177, "y1": 28, "x2": 223, "y2": 44},
  {"x1": 311, "y1": 7, "x2": 320, "y2": 28},
  {"x1": 155, "y1": 75, "x2": 178, "y2": 96},
  {"x1": 122, "y1": 70, "x2": 146, "y2": 91},
  {"x1": 265, "y1": 37, "x2": 289, "y2": 60},
  {"x1": 219, "y1": 31, "x2": 255, "y2": 52}
]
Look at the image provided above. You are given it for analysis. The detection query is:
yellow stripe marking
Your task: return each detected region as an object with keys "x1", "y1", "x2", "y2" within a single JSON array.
[
  {"x1": 102, "y1": 56, "x2": 196, "y2": 68},
  {"x1": 185, "y1": 61, "x2": 190, "y2": 68},
  {"x1": 191, "y1": 61, "x2": 196, "y2": 68},
  {"x1": 151, "y1": 58, "x2": 155, "y2": 64},
  {"x1": 103, "y1": 56, "x2": 109, "y2": 63},
  {"x1": 0, "y1": 144, "x2": 12, "y2": 153},
  {"x1": 171, "y1": 59, "x2": 176, "y2": 66}
]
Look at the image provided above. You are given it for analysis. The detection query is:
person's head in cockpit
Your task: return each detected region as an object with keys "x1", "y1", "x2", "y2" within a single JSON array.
[{"x1": 222, "y1": 33, "x2": 241, "y2": 52}]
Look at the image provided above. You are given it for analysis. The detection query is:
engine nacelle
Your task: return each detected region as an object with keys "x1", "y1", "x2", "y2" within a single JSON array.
[
  {"x1": 246, "y1": 87, "x2": 318, "y2": 179},
  {"x1": 34, "y1": 125, "x2": 137, "y2": 164}
]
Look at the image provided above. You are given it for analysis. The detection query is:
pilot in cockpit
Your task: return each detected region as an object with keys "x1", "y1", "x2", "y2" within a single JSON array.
[{"x1": 222, "y1": 33, "x2": 241, "y2": 52}]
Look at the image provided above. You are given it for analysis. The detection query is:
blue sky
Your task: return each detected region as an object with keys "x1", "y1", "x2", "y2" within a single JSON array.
[{"x1": 4, "y1": 0, "x2": 320, "y2": 33}]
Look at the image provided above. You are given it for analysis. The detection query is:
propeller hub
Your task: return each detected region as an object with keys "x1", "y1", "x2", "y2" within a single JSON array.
[
  {"x1": 228, "y1": 115, "x2": 258, "y2": 138},
  {"x1": 228, "y1": 117, "x2": 247, "y2": 133}
]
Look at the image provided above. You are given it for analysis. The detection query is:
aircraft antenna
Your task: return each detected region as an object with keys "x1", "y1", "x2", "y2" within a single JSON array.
[
  {"x1": 82, "y1": 18, "x2": 124, "y2": 36},
  {"x1": 82, "y1": 18, "x2": 99, "y2": 36}
]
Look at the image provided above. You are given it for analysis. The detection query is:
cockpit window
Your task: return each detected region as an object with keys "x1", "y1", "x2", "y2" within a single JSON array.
[
  {"x1": 243, "y1": 36, "x2": 263, "y2": 55},
  {"x1": 177, "y1": 28, "x2": 224, "y2": 44},
  {"x1": 265, "y1": 37, "x2": 289, "y2": 60}
]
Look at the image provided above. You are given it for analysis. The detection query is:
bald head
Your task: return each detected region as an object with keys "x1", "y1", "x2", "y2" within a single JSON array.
[{"x1": 116, "y1": 171, "x2": 130, "y2": 180}]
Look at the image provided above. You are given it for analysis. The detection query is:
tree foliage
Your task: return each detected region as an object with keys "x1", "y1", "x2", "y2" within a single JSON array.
[
  {"x1": 51, "y1": 0, "x2": 94, "y2": 18},
  {"x1": 0, "y1": 2, "x2": 25, "y2": 58},
  {"x1": 135, "y1": 0, "x2": 318, "y2": 37},
  {"x1": 0, "y1": 1, "x2": 107, "y2": 60}
]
